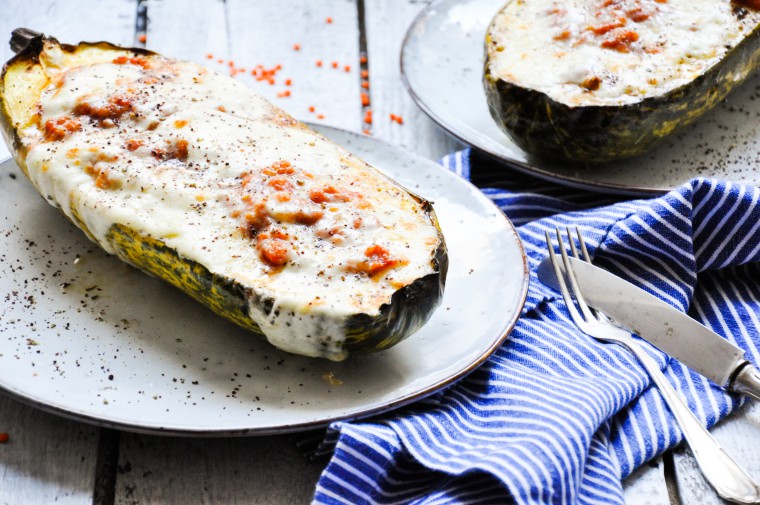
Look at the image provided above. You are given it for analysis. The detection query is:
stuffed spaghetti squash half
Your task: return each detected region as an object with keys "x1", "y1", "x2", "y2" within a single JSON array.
[
  {"x1": 0, "y1": 30, "x2": 447, "y2": 361},
  {"x1": 484, "y1": 0, "x2": 760, "y2": 163}
]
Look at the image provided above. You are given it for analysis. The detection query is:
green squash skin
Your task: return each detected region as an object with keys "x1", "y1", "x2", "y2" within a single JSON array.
[
  {"x1": 484, "y1": 12, "x2": 760, "y2": 164},
  {"x1": 96, "y1": 160, "x2": 447, "y2": 360},
  {"x1": 0, "y1": 30, "x2": 449, "y2": 360},
  {"x1": 106, "y1": 223, "x2": 266, "y2": 335},
  {"x1": 106, "y1": 222, "x2": 447, "y2": 358}
]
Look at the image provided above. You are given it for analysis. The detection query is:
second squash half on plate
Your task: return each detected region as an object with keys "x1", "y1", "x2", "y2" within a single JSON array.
[{"x1": 484, "y1": 0, "x2": 760, "y2": 164}]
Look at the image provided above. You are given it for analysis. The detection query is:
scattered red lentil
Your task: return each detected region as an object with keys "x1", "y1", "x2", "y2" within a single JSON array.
[
  {"x1": 389, "y1": 114, "x2": 404, "y2": 125},
  {"x1": 249, "y1": 64, "x2": 282, "y2": 84},
  {"x1": 326, "y1": 16, "x2": 333, "y2": 24},
  {"x1": 362, "y1": 129, "x2": 371, "y2": 135},
  {"x1": 138, "y1": 34, "x2": 147, "y2": 43},
  {"x1": 0, "y1": 433, "x2": 8, "y2": 444},
  {"x1": 204, "y1": 38, "x2": 373, "y2": 122}
]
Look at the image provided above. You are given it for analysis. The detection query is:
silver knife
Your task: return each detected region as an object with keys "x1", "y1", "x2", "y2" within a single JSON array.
[{"x1": 538, "y1": 256, "x2": 760, "y2": 401}]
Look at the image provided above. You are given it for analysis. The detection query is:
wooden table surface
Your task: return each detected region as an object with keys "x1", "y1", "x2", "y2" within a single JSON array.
[{"x1": 2, "y1": 1, "x2": 760, "y2": 504}]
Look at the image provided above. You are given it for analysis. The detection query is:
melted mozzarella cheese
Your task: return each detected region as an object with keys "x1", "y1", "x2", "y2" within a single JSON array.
[
  {"x1": 487, "y1": 0, "x2": 760, "y2": 106},
  {"x1": 22, "y1": 56, "x2": 441, "y2": 360}
]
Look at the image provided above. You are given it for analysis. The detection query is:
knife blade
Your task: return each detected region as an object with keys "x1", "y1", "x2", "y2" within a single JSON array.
[{"x1": 538, "y1": 256, "x2": 760, "y2": 401}]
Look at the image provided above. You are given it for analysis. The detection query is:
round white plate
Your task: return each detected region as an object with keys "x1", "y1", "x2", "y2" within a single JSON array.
[
  {"x1": 401, "y1": 0, "x2": 760, "y2": 196},
  {"x1": 0, "y1": 125, "x2": 528, "y2": 436}
]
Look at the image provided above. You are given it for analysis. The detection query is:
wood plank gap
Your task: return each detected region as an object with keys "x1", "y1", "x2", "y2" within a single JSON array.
[
  {"x1": 222, "y1": 0, "x2": 233, "y2": 63},
  {"x1": 356, "y1": 0, "x2": 371, "y2": 134},
  {"x1": 92, "y1": 429, "x2": 121, "y2": 505},
  {"x1": 662, "y1": 451, "x2": 682, "y2": 505},
  {"x1": 135, "y1": 0, "x2": 148, "y2": 47}
]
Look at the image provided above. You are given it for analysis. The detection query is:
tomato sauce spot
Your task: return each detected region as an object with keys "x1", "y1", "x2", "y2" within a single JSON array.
[
  {"x1": 256, "y1": 229, "x2": 291, "y2": 266},
  {"x1": 347, "y1": 245, "x2": 400, "y2": 276},
  {"x1": 112, "y1": 55, "x2": 151, "y2": 69},
  {"x1": 43, "y1": 116, "x2": 81, "y2": 141}
]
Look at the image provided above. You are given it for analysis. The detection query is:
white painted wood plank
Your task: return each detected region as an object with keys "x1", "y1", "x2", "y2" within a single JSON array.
[
  {"x1": 0, "y1": 0, "x2": 137, "y2": 64},
  {"x1": 114, "y1": 433, "x2": 324, "y2": 504},
  {"x1": 623, "y1": 458, "x2": 673, "y2": 505},
  {"x1": 0, "y1": 2, "x2": 138, "y2": 504},
  {"x1": 0, "y1": 393, "x2": 101, "y2": 505},
  {"x1": 145, "y1": 0, "x2": 228, "y2": 64},
  {"x1": 365, "y1": 2, "x2": 668, "y2": 502},
  {"x1": 366, "y1": 6, "x2": 668, "y2": 501},
  {"x1": 674, "y1": 402, "x2": 760, "y2": 504},
  {"x1": 225, "y1": 0, "x2": 362, "y2": 131},
  {"x1": 364, "y1": 0, "x2": 463, "y2": 161},
  {"x1": 119, "y1": 2, "x2": 361, "y2": 503}
]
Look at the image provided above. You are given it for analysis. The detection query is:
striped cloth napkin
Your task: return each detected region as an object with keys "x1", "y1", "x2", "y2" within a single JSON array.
[{"x1": 311, "y1": 149, "x2": 760, "y2": 504}]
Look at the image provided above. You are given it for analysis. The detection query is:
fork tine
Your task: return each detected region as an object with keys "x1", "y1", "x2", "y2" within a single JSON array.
[
  {"x1": 570, "y1": 227, "x2": 613, "y2": 323},
  {"x1": 555, "y1": 228, "x2": 596, "y2": 322},
  {"x1": 565, "y1": 226, "x2": 581, "y2": 260},
  {"x1": 545, "y1": 230, "x2": 584, "y2": 327},
  {"x1": 574, "y1": 227, "x2": 593, "y2": 263}
]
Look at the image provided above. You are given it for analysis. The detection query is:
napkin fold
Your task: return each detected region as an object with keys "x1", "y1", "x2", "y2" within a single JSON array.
[{"x1": 312, "y1": 150, "x2": 760, "y2": 505}]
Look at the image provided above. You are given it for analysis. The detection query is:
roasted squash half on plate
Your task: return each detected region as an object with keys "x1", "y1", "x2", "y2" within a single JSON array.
[
  {"x1": 484, "y1": 1, "x2": 760, "y2": 163},
  {"x1": 0, "y1": 30, "x2": 447, "y2": 361}
]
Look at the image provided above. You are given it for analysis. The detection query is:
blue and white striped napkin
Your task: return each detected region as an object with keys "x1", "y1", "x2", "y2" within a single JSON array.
[{"x1": 312, "y1": 149, "x2": 760, "y2": 504}]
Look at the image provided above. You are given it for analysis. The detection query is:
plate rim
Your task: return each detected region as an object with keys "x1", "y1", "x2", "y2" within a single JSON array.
[
  {"x1": 0, "y1": 123, "x2": 529, "y2": 437},
  {"x1": 399, "y1": 0, "x2": 674, "y2": 197}
]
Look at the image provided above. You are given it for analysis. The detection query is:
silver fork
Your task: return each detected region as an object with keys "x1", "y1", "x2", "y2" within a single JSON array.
[{"x1": 546, "y1": 227, "x2": 760, "y2": 504}]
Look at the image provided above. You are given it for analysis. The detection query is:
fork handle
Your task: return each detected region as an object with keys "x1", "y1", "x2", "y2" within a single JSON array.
[{"x1": 626, "y1": 342, "x2": 760, "y2": 504}]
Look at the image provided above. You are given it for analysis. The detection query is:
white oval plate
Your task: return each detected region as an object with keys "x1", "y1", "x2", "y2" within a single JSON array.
[
  {"x1": 401, "y1": 0, "x2": 760, "y2": 196},
  {"x1": 0, "y1": 125, "x2": 528, "y2": 436}
]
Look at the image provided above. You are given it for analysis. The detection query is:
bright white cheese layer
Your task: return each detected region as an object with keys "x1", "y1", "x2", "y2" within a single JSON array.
[
  {"x1": 21, "y1": 56, "x2": 441, "y2": 360},
  {"x1": 487, "y1": 0, "x2": 760, "y2": 106}
]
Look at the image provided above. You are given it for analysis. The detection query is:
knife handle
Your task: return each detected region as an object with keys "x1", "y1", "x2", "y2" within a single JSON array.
[{"x1": 731, "y1": 363, "x2": 760, "y2": 402}]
